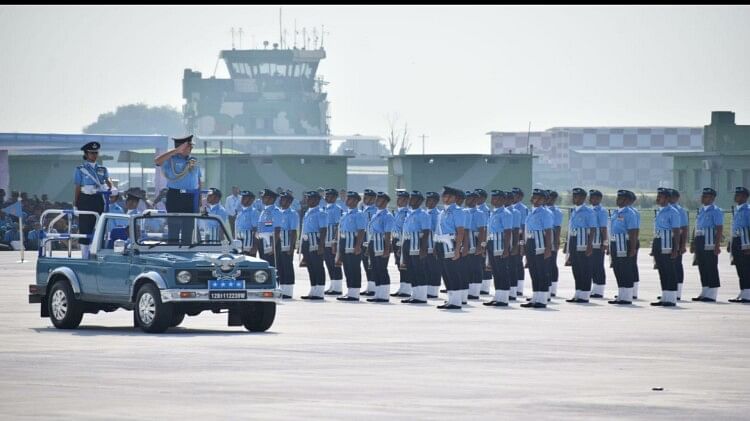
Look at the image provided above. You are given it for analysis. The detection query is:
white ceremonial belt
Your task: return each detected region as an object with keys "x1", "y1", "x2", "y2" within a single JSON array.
[
  {"x1": 302, "y1": 234, "x2": 309, "y2": 241},
  {"x1": 695, "y1": 229, "x2": 705, "y2": 236},
  {"x1": 81, "y1": 186, "x2": 99, "y2": 195},
  {"x1": 434, "y1": 234, "x2": 455, "y2": 242},
  {"x1": 259, "y1": 232, "x2": 273, "y2": 241}
]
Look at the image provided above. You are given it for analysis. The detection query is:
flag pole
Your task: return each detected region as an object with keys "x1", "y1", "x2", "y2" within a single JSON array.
[{"x1": 17, "y1": 197, "x2": 25, "y2": 263}]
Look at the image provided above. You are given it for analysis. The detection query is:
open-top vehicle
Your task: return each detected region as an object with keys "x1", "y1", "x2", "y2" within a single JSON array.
[{"x1": 28, "y1": 210, "x2": 280, "y2": 333}]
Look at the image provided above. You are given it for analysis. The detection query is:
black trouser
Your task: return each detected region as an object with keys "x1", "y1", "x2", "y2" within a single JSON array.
[
  {"x1": 652, "y1": 238, "x2": 677, "y2": 292},
  {"x1": 611, "y1": 241, "x2": 635, "y2": 288},
  {"x1": 675, "y1": 252, "x2": 684, "y2": 285},
  {"x1": 76, "y1": 193, "x2": 104, "y2": 245},
  {"x1": 546, "y1": 250, "x2": 559, "y2": 288},
  {"x1": 361, "y1": 243, "x2": 373, "y2": 284},
  {"x1": 467, "y1": 253, "x2": 483, "y2": 285},
  {"x1": 302, "y1": 239, "x2": 325, "y2": 287},
  {"x1": 515, "y1": 248, "x2": 525, "y2": 281},
  {"x1": 525, "y1": 238, "x2": 549, "y2": 292},
  {"x1": 394, "y1": 238, "x2": 409, "y2": 285},
  {"x1": 488, "y1": 241, "x2": 510, "y2": 291},
  {"x1": 634, "y1": 241, "x2": 641, "y2": 284},
  {"x1": 591, "y1": 247, "x2": 606, "y2": 285},
  {"x1": 339, "y1": 239, "x2": 362, "y2": 289},
  {"x1": 324, "y1": 244, "x2": 343, "y2": 282},
  {"x1": 482, "y1": 246, "x2": 493, "y2": 281},
  {"x1": 695, "y1": 236, "x2": 720, "y2": 288},
  {"x1": 369, "y1": 241, "x2": 390, "y2": 286},
  {"x1": 403, "y1": 240, "x2": 426, "y2": 287},
  {"x1": 458, "y1": 254, "x2": 469, "y2": 290},
  {"x1": 732, "y1": 239, "x2": 750, "y2": 290},
  {"x1": 166, "y1": 188, "x2": 197, "y2": 244},
  {"x1": 508, "y1": 253, "x2": 520, "y2": 288},
  {"x1": 437, "y1": 242, "x2": 461, "y2": 291},
  {"x1": 570, "y1": 236, "x2": 593, "y2": 292},
  {"x1": 275, "y1": 241, "x2": 295, "y2": 285},
  {"x1": 425, "y1": 252, "x2": 442, "y2": 287}
]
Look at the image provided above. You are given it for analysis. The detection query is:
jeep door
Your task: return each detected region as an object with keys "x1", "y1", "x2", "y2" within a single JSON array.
[{"x1": 96, "y1": 216, "x2": 132, "y2": 297}]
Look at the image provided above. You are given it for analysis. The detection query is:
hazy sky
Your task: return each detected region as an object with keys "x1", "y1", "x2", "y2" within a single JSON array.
[{"x1": 1, "y1": 5, "x2": 748, "y2": 153}]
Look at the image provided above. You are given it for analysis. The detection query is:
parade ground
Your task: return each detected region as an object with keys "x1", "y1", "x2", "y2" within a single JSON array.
[{"x1": 1, "y1": 251, "x2": 748, "y2": 420}]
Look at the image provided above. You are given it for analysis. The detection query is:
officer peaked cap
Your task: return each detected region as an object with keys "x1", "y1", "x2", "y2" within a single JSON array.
[
  {"x1": 410, "y1": 190, "x2": 424, "y2": 199},
  {"x1": 441, "y1": 186, "x2": 462, "y2": 196},
  {"x1": 81, "y1": 141, "x2": 101, "y2": 152},
  {"x1": 425, "y1": 192, "x2": 439, "y2": 199},
  {"x1": 491, "y1": 190, "x2": 506, "y2": 198},
  {"x1": 588, "y1": 189, "x2": 602, "y2": 197},
  {"x1": 363, "y1": 189, "x2": 376, "y2": 197},
  {"x1": 207, "y1": 187, "x2": 222, "y2": 198},
  {"x1": 571, "y1": 187, "x2": 587, "y2": 196},
  {"x1": 474, "y1": 188, "x2": 487, "y2": 198},
  {"x1": 172, "y1": 135, "x2": 194, "y2": 147},
  {"x1": 396, "y1": 190, "x2": 410, "y2": 198},
  {"x1": 701, "y1": 187, "x2": 717, "y2": 196},
  {"x1": 240, "y1": 190, "x2": 255, "y2": 198},
  {"x1": 376, "y1": 191, "x2": 391, "y2": 201},
  {"x1": 735, "y1": 186, "x2": 749, "y2": 196},
  {"x1": 262, "y1": 188, "x2": 278, "y2": 199},
  {"x1": 347, "y1": 191, "x2": 362, "y2": 201}
]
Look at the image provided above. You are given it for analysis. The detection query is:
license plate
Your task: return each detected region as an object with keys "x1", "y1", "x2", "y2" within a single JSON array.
[
  {"x1": 208, "y1": 280, "x2": 246, "y2": 289},
  {"x1": 209, "y1": 290, "x2": 247, "y2": 300}
]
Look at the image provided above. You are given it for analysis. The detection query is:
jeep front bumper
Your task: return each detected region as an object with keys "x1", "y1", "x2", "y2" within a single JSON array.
[{"x1": 159, "y1": 288, "x2": 281, "y2": 303}]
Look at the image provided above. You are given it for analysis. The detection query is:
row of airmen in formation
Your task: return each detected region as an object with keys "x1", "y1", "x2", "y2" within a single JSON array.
[{"x1": 202, "y1": 184, "x2": 750, "y2": 310}]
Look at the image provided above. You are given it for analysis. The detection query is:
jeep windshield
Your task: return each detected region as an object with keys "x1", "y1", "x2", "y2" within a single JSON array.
[{"x1": 133, "y1": 215, "x2": 230, "y2": 247}]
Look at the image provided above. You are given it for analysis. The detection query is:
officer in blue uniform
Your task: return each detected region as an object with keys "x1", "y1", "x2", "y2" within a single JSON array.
[
  {"x1": 565, "y1": 188, "x2": 596, "y2": 303},
  {"x1": 545, "y1": 191, "x2": 563, "y2": 297},
  {"x1": 508, "y1": 195, "x2": 522, "y2": 299},
  {"x1": 337, "y1": 191, "x2": 367, "y2": 301},
  {"x1": 360, "y1": 189, "x2": 379, "y2": 296},
  {"x1": 323, "y1": 189, "x2": 345, "y2": 295},
  {"x1": 277, "y1": 191, "x2": 298, "y2": 299},
  {"x1": 651, "y1": 188, "x2": 682, "y2": 306},
  {"x1": 391, "y1": 190, "x2": 412, "y2": 298},
  {"x1": 154, "y1": 135, "x2": 202, "y2": 245},
  {"x1": 690, "y1": 188, "x2": 723, "y2": 302},
  {"x1": 511, "y1": 188, "x2": 529, "y2": 296},
  {"x1": 467, "y1": 191, "x2": 488, "y2": 300},
  {"x1": 669, "y1": 189, "x2": 689, "y2": 299},
  {"x1": 257, "y1": 189, "x2": 282, "y2": 269},
  {"x1": 300, "y1": 191, "x2": 327, "y2": 300},
  {"x1": 484, "y1": 190, "x2": 514, "y2": 307},
  {"x1": 520, "y1": 189, "x2": 553, "y2": 308},
  {"x1": 627, "y1": 190, "x2": 642, "y2": 298},
  {"x1": 608, "y1": 190, "x2": 639, "y2": 305},
  {"x1": 109, "y1": 188, "x2": 124, "y2": 215},
  {"x1": 235, "y1": 191, "x2": 259, "y2": 257},
  {"x1": 205, "y1": 188, "x2": 228, "y2": 223},
  {"x1": 435, "y1": 186, "x2": 466, "y2": 310},
  {"x1": 729, "y1": 187, "x2": 750, "y2": 303},
  {"x1": 589, "y1": 189, "x2": 609, "y2": 298},
  {"x1": 424, "y1": 192, "x2": 442, "y2": 298},
  {"x1": 475, "y1": 189, "x2": 493, "y2": 295},
  {"x1": 401, "y1": 191, "x2": 431, "y2": 304},
  {"x1": 366, "y1": 192, "x2": 395, "y2": 303},
  {"x1": 74, "y1": 141, "x2": 113, "y2": 259}
]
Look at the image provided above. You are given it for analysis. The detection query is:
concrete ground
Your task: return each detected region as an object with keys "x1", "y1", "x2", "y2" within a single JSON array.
[{"x1": 0, "y1": 251, "x2": 748, "y2": 420}]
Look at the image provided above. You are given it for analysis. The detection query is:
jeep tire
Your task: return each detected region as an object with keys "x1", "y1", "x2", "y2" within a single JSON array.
[
  {"x1": 241, "y1": 302, "x2": 276, "y2": 332},
  {"x1": 48, "y1": 280, "x2": 84, "y2": 329},
  {"x1": 134, "y1": 283, "x2": 173, "y2": 333},
  {"x1": 170, "y1": 311, "x2": 186, "y2": 327}
]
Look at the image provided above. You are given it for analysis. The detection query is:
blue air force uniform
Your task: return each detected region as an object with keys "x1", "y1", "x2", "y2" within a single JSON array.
[
  {"x1": 235, "y1": 202, "x2": 259, "y2": 255},
  {"x1": 609, "y1": 190, "x2": 639, "y2": 304},
  {"x1": 338, "y1": 194, "x2": 367, "y2": 300},
  {"x1": 671, "y1": 201, "x2": 689, "y2": 295},
  {"x1": 391, "y1": 196, "x2": 411, "y2": 297},
  {"x1": 360, "y1": 190, "x2": 379, "y2": 294},
  {"x1": 693, "y1": 188, "x2": 723, "y2": 301},
  {"x1": 513, "y1": 194, "x2": 529, "y2": 294},
  {"x1": 651, "y1": 191, "x2": 682, "y2": 305},
  {"x1": 257, "y1": 192, "x2": 282, "y2": 267},
  {"x1": 424, "y1": 195, "x2": 443, "y2": 297},
  {"x1": 467, "y1": 201, "x2": 488, "y2": 298},
  {"x1": 74, "y1": 142, "x2": 110, "y2": 250},
  {"x1": 367, "y1": 196, "x2": 395, "y2": 301},
  {"x1": 401, "y1": 193, "x2": 431, "y2": 303},
  {"x1": 730, "y1": 187, "x2": 750, "y2": 302},
  {"x1": 434, "y1": 187, "x2": 466, "y2": 309},
  {"x1": 547, "y1": 198, "x2": 564, "y2": 295},
  {"x1": 523, "y1": 192, "x2": 554, "y2": 307},
  {"x1": 508, "y1": 204, "x2": 523, "y2": 297},
  {"x1": 567, "y1": 189, "x2": 597, "y2": 302},
  {"x1": 276, "y1": 199, "x2": 299, "y2": 293},
  {"x1": 323, "y1": 196, "x2": 345, "y2": 293},
  {"x1": 485, "y1": 191, "x2": 514, "y2": 305},
  {"x1": 590, "y1": 192, "x2": 609, "y2": 296},
  {"x1": 301, "y1": 192, "x2": 328, "y2": 299}
]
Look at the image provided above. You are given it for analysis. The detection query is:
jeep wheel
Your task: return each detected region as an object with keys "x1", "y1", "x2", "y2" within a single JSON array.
[
  {"x1": 241, "y1": 302, "x2": 276, "y2": 332},
  {"x1": 134, "y1": 283, "x2": 173, "y2": 333},
  {"x1": 170, "y1": 311, "x2": 185, "y2": 327},
  {"x1": 48, "y1": 281, "x2": 84, "y2": 329}
]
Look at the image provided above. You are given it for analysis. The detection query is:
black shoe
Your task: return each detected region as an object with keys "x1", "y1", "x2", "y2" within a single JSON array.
[
  {"x1": 360, "y1": 290, "x2": 375, "y2": 296},
  {"x1": 440, "y1": 289, "x2": 447, "y2": 293},
  {"x1": 484, "y1": 300, "x2": 508, "y2": 307},
  {"x1": 337, "y1": 296, "x2": 359, "y2": 302},
  {"x1": 729, "y1": 298, "x2": 750, "y2": 303},
  {"x1": 368, "y1": 298, "x2": 389, "y2": 303},
  {"x1": 409, "y1": 299, "x2": 428, "y2": 304},
  {"x1": 468, "y1": 295, "x2": 480, "y2": 300},
  {"x1": 697, "y1": 297, "x2": 716, "y2": 302},
  {"x1": 526, "y1": 297, "x2": 533, "y2": 302},
  {"x1": 516, "y1": 291, "x2": 524, "y2": 296},
  {"x1": 391, "y1": 292, "x2": 411, "y2": 298},
  {"x1": 282, "y1": 295, "x2": 293, "y2": 299},
  {"x1": 608, "y1": 300, "x2": 631, "y2": 305},
  {"x1": 427, "y1": 294, "x2": 438, "y2": 299},
  {"x1": 508, "y1": 296, "x2": 517, "y2": 301},
  {"x1": 462, "y1": 301, "x2": 468, "y2": 305},
  {"x1": 324, "y1": 290, "x2": 342, "y2": 296},
  {"x1": 401, "y1": 298, "x2": 414, "y2": 303},
  {"x1": 550, "y1": 293, "x2": 557, "y2": 297},
  {"x1": 300, "y1": 295, "x2": 313, "y2": 300},
  {"x1": 533, "y1": 302, "x2": 547, "y2": 308},
  {"x1": 308, "y1": 295, "x2": 324, "y2": 300},
  {"x1": 590, "y1": 293, "x2": 604, "y2": 299},
  {"x1": 480, "y1": 291, "x2": 490, "y2": 295},
  {"x1": 566, "y1": 298, "x2": 589, "y2": 303},
  {"x1": 651, "y1": 301, "x2": 676, "y2": 306},
  {"x1": 440, "y1": 304, "x2": 462, "y2": 310}
]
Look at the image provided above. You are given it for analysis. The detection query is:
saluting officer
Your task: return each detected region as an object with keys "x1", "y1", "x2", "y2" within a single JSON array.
[
  {"x1": 277, "y1": 191, "x2": 299, "y2": 299},
  {"x1": 520, "y1": 189, "x2": 553, "y2": 308},
  {"x1": 336, "y1": 191, "x2": 367, "y2": 301},
  {"x1": 435, "y1": 186, "x2": 466, "y2": 310},
  {"x1": 669, "y1": 189, "x2": 689, "y2": 300},
  {"x1": 511, "y1": 188, "x2": 529, "y2": 296},
  {"x1": 475, "y1": 189, "x2": 494, "y2": 295},
  {"x1": 589, "y1": 189, "x2": 609, "y2": 298},
  {"x1": 608, "y1": 190, "x2": 639, "y2": 305},
  {"x1": 323, "y1": 189, "x2": 345, "y2": 296},
  {"x1": 424, "y1": 192, "x2": 443, "y2": 298},
  {"x1": 74, "y1": 141, "x2": 113, "y2": 259},
  {"x1": 235, "y1": 191, "x2": 259, "y2": 257},
  {"x1": 300, "y1": 191, "x2": 327, "y2": 300},
  {"x1": 257, "y1": 189, "x2": 282, "y2": 268},
  {"x1": 729, "y1": 187, "x2": 750, "y2": 303},
  {"x1": 546, "y1": 191, "x2": 563, "y2": 297},
  {"x1": 401, "y1": 191, "x2": 431, "y2": 304},
  {"x1": 155, "y1": 135, "x2": 202, "y2": 245},
  {"x1": 484, "y1": 190, "x2": 514, "y2": 307},
  {"x1": 651, "y1": 188, "x2": 682, "y2": 307},
  {"x1": 366, "y1": 192, "x2": 395, "y2": 303},
  {"x1": 566, "y1": 188, "x2": 596, "y2": 303},
  {"x1": 360, "y1": 189, "x2": 379, "y2": 296},
  {"x1": 691, "y1": 188, "x2": 723, "y2": 302},
  {"x1": 391, "y1": 190, "x2": 412, "y2": 298}
]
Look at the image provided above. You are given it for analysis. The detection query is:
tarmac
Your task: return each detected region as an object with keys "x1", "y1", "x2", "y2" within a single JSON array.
[{"x1": 0, "y1": 251, "x2": 748, "y2": 419}]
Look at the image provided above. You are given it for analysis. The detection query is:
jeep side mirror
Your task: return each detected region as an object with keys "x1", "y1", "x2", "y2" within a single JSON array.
[{"x1": 114, "y1": 239, "x2": 127, "y2": 255}]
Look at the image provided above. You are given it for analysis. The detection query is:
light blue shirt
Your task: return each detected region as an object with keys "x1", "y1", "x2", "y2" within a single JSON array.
[
  {"x1": 514, "y1": 202, "x2": 529, "y2": 227},
  {"x1": 363, "y1": 205, "x2": 378, "y2": 223},
  {"x1": 697, "y1": 204, "x2": 723, "y2": 229},
  {"x1": 257, "y1": 205, "x2": 282, "y2": 233},
  {"x1": 525, "y1": 206, "x2": 553, "y2": 231},
  {"x1": 110, "y1": 203, "x2": 124, "y2": 214},
  {"x1": 280, "y1": 208, "x2": 299, "y2": 231},
  {"x1": 393, "y1": 207, "x2": 409, "y2": 233},
  {"x1": 160, "y1": 155, "x2": 201, "y2": 190},
  {"x1": 340, "y1": 208, "x2": 367, "y2": 233},
  {"x1": 489, "y1": 206, "x2": 513, "y2": 234},
  {"x1": 510, "y1": 207, "x2": 522, "y2": 229},
  {"x1": 655, "y1": 205, "x2": 681, "y2": 231},
  {"x1": 426, "y1": 207, "x2": 440, "y2": 232},
  {"x1": 732, "y1": 203, "x2": 750, "y2": 232},
  {"x1": 235, "y1": 206, "x2": 259, "y2": 231},
  {"x1": 610, "y1": 207, "x2": 638, "y2": 235},
  {"x1": 302, "y1": 207, "x2": 327, "y2": 234},
  {"x1": 74, "y1": 161, "x2": 108, "y2": 187},
  {"x1": 591, "y1": 204, "x2": 608, "y2": 228},
  {"x1": 403, "y1": 208, "x2": 430, "y2": 233},
  {"x1": 569, "y1": 205, "x2": 596, "y2": 230},
  {"x1": 471, "y1": 207, "x2": 488, "y2": 231},
  {"x1": 672, "y1": 203, "x2": 689, "y2": 227},
  {"x1": 325, "y1": 202, "x2": 343, "y2": 225},
  {"x1": 549, "y1": 205, "x2": 563, "y2": 227},
  {"x1": 207, "y1": 203, "x2": 228, "y2": 223},
  {"x1": 437, "y1": 204, "x2": 465, "y2": 235},
  {"x1": 369, "y1": 209, "x2": 395, "y2": 233}
]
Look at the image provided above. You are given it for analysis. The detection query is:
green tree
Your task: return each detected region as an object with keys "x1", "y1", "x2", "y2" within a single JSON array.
[{"x1": 83, "y1": 103, "x2": 184, "y2": 136}]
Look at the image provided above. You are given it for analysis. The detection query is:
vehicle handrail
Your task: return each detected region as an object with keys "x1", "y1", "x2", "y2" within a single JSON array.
[{"x1": 39, "y1": 209, "x2": 101, "y2": 258}]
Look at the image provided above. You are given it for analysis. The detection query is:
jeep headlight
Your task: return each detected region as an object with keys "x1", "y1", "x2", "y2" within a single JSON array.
[
  {"x1": 176, "y1": 270, "x2": 192, "y2": 284},
  {"x1": 253, "y1": 270, "x2": 268, "y2": 283}
]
